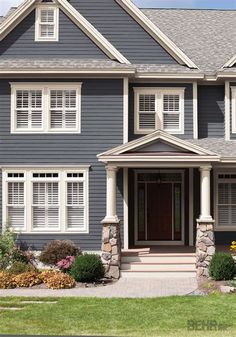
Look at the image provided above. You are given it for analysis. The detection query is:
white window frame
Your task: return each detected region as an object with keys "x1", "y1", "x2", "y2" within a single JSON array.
[
  {"x1": 35, "y1": 6, "x2": 59, "y2": 42},
  {"x1": 11, "y1": 83, "x2": 82, "y2": 134},
  {"x1": 231, "y1": 87, "x2": 236, "y2": 133},
  {"x1": 134, "y1": 87, "x2": 185, "y2": 135},
  {"x1": 2, "y1": 167, "x2": 89, "y2": 234},
  {"x1": 214, "y1": 171, "x2": 236, "y2": 231}
]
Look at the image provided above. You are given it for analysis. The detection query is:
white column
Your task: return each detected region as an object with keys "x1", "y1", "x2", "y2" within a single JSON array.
[
  {"x1": 102, "y1": 166, "x2": 119, "y2": 223},
  {"x1": 199, "y1": 165, "x2": 213, "y2": 222}
]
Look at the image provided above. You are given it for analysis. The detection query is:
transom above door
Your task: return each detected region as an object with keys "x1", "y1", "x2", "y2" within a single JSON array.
[{"x1": 135, "y1": 170, "x2": 184, "y2": 245}]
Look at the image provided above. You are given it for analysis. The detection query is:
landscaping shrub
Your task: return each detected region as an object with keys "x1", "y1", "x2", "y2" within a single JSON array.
[
  {"x1": 39, "y1": 270, "x2": 59, "y2": 283},
  {"x1": 39, "y1": 240, "x2": 81, "y2": 265},
  {"x1": 13, "y1": 271, "x2": 42, "y2": 287},
  {"x1": 209, "y1": 252, "x2": 235, "y2": 280},
  {"x1": 56, "y1": 256, "x2": 75, "y2": 272},
  {"x1": 0, "y1": 271, "x2": 16, "y2": 289},
  {"x1": 8, "y1": 261, "x2": 36, "y2": 275},
  {"x1": 0, "y1": 228, "x2": 16, "y2": 269},
  {"x1": 70, "y1": 254, "x2": 105, "y2": 283},
  {"x1": 43, "y1": 272, "x2": 75, "y2": 289}
]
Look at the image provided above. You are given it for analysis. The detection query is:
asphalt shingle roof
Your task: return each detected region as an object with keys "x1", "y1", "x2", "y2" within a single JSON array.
[
  {"x1": 187, "y1": 138, "x2": 236, "y2": 158},
  {"x1": 142, "y1": 9, "x2": 236, "y2": 72}
]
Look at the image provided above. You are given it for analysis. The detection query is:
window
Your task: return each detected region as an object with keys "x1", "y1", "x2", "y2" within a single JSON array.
[
  {"x1": 216, "y1": 173, "x2": 236, "y2": 230},
  {"x1": 134, "y1": 88, "x2": 185, "y2": 134},
  {"x1": 3, "y1": 168, "x2": 89, "y2": 233},
  {"x1": 11, "y1": 83, "x2": 82, "y2": 133},
  {"x1": 35, "y1": 7, "x2": 59, "y2": 41}
]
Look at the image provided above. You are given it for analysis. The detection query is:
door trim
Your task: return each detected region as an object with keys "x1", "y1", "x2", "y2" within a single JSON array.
[{"x1": 134, "y1": 169, "x2": 185, "y2": 246}]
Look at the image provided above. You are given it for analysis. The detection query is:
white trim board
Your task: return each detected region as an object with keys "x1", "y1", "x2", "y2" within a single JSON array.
[
  {"x1": 0, "y1": 0, "x2": 130, "y2": 64},
  {"x1": 222, "y1": 54, "x2": 236, "y2": 68},
  {"x1": 115, "y1": 0, "x2": 198, "y2": 69}
]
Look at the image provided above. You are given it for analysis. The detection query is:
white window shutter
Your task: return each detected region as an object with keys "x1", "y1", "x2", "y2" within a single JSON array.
[
  {"x1": 16, "y1": 90, "x2": 42, "y2": 130},
  {"x1": 67, "y1": 181, "x2": 85, "y2": 229},
  {"x1": 7, "y1": 182, "x2": 25, "y2": 229},
  {"x1": 163, "y1": 94, "x2": 180, "y2": 131},
  {"x1": 138, "y1": 94, "x2": 156, "y2": 130}
]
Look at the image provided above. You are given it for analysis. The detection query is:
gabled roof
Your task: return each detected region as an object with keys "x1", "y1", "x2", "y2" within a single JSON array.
[
  {"x1": 142, "y1": 8, "x2": 236, "y2": 73},
  {"x1": 98, "y1": 130, "x2": 220, "y2": 164},
  {"x1": 0, "y1": 0, "x2": 130, "y2": 64}
]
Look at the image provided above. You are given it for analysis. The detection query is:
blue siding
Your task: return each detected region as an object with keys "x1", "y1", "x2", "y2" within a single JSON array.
[
  {"x1": 198, "y1": 85, "x2": 225, "y2": 139},
  {"x1": 0, "y1": 9, "x2": 108, "y2": 59},
  {"x1": 0, "y1": 79, "x2": 124, "y2": 251},
  {"x1": 70, "y1": 0, "x2": 178, "y2": 64},
  {"x1": 128, "y1": 83, "x2": 193, "y2": 141}
]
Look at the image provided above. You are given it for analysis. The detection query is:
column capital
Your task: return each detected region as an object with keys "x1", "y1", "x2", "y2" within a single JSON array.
[
  {"x1": 199, "y1": 165, "x2": 212, "y2": 172},
  {"x1": 105, "y1": 165, "x2": 119, "y2": 173}
]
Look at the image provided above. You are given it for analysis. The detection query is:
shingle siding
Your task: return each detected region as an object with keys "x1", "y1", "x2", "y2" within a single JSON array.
[
  {"x1": 70, "y1": 0, "x2": 178, "y2": 64},
  {"x1": 198, "y1": 85, "x2": 225, "y2": 139},
  {"x1": 0, "y1": 9, "x2": 108, "y2": 59},
  {"x1": 0, "y1": 79, "x2": 124, "y2": 251},
  {"x1": 128, "y1": 83, "x2": 193, "y2": 141}
]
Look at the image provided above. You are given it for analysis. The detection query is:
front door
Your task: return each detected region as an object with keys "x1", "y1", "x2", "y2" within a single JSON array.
[{"x1": 136, "y1": 171, "x2": 184, "y2": 244}]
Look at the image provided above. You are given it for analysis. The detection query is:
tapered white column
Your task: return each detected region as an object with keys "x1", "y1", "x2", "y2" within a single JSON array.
[
  {"x1": 199, "y1": 166, "x2": 212, "y2": 222},
  {"x1": 102, "y1": 166, "x2": 119, "y2": 223}
]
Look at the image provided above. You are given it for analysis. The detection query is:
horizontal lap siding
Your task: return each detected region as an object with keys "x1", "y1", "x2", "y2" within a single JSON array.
[
  {"x1": 0, "y1": 79, "x2": 124, "y2": 251},
  {"x1": 71, "y1": 0, "x2": 178, "y2": 64},
  {"x1": 128, "y1": 83, "x2": 193, "y2": 141},
  {"x1": 198, "y1": 85, "x2": 224, "y2": 138},
  {"x1": 0, "y1": 10, "x2": 108, "y2": 59}
]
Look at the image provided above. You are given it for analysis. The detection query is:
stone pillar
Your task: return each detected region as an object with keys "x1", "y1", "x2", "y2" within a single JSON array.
[
  {"x1": 196, "y1": 165, "x2": 215, "y2": 278},
  {"x1": 101, "y1": 166, "x2": 121, "y2": 279}
]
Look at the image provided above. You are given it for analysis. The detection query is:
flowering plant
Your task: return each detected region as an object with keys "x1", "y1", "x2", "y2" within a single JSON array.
[
  {"x1": 56, "y1": 256, "x2": 75, "y2": 272},
  {"x1": 230, "y1": 241, "x2": 236, "y2": 255}
]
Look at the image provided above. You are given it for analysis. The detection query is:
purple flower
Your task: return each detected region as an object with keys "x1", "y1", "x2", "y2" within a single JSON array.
[{"x1": 56, "y1": 256, "x2": 75, "y2": 271}]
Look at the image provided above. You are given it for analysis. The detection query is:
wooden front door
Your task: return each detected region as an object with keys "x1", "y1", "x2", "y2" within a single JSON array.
[{"x1": 147, "y1": 183, "x2": 173, "y2": 241}]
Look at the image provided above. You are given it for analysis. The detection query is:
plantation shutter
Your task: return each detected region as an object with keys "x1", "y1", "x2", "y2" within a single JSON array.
[
  {"x1": 16, "y1": 90, "x2": 42, "y2": 129},
  {"x1": 218, "y1": 182, "x2": 236, "y2": 227},
  {"x1": 163, "y1": 94, "x2": 180, "y2": 131},
  {"x1": 33, "y1": 182, "x2": 59, "y2": 229},
  {"x1": 50, "y1": 90, "x2": 77, "y2": 129},
  {"x1": 39, "y1": 9, "x2": 55, "y2": 38},
  {"x1": 138, "y1": 94, "x2": 156, "y2": 131},
  {"x1": 67, "y1": 181, "x2": 85, "y2": 229},
  {"x1": 7, "y1": 181, "x2": 25, "y2": 229}
]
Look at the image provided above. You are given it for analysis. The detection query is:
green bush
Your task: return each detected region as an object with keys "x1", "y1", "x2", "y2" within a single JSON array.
[
  {"x1": 209, "y1": 252, "x2": 235, "y2": 280},
  {"x1": 39, "y1": 240, "x2": 81, "y2": 265},
  {"x1": 8, "y1": 261, "x2": 36, "y2": 275},
  {"x1": 70, "y1": 254, "x2": 104, "y2": 283},
  {"x1": 0, "y1": 228, "x2": 17, "y2": 269}
]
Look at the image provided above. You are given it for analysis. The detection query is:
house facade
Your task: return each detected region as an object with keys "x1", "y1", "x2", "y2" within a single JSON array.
[{"x1": 0, "y1": 0, "x2": 236, "y2": 278}]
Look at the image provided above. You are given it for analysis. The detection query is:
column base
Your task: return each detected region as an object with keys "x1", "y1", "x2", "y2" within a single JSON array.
[
  {"x1": 101, "y1": 219, "x2": 121, "y2": 280},
  {"x1": 196, "y1": 220, "x2": 215, "y2": 278}
]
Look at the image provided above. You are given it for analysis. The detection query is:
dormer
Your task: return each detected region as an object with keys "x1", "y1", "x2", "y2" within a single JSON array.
[{"x1": 35, "y1": 0, "x2": 59, "y2": 42}]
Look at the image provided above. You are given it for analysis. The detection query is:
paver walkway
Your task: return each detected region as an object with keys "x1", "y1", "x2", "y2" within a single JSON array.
[{"x1": 0, "y1": 277, "x2": 198, "y2": 298}]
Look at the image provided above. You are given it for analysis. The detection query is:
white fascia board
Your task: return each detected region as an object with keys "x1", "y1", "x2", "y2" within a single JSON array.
[
  {"x1": 0, "y1": 69, "x2": 135, "y2": 75},
  {"x1": 222, "y1": 54, "x2": 236, "y2": 68},
  {"x1": 98, "y1": 155, "x2": 220, "y2": 163},
  {"x1": 0, "y1": 0, "x2": 36, "y2": 40},
  {"x1": 97, "y1": 130, "x2": 217, "y2": 158},
  {"x1": 135, "y1": 73, "x2": 204, "y2": 79},
  {"x1": 217, "y1": 72, "x2": 236, "y2": 79},
  {"x1": 115, "y1": 0, "x2": 198, "y2": 69},
  {"x1": 57, "y1": 0, "x2": 130, "y2": 64}
]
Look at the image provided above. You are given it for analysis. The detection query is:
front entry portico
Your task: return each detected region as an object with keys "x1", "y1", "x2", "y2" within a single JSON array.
[{"x1": 98, "y1": 130, "x2": 219, "y2": 278}]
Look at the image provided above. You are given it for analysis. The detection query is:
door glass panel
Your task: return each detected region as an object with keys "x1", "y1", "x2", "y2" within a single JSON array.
[
  {"x1": 174, "y1": 183, "x2": 181, "y2": 240},
  {"x1": 138, "y1": 173, "x2": 181, "y2": 183},
  {"x1": 138, "y1": 183, "x2": 145, "y2": 240}
]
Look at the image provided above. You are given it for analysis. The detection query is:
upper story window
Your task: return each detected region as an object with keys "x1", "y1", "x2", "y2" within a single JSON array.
[
  {"x1": 35, "y1": 6, "x2": 59, "y2": 41},
  {"x1": 11, "y1": 83, "x2": 82, "y2": 134},
  {"x1": 134, "y1": 87, "x2": 185, "y2": 134}
]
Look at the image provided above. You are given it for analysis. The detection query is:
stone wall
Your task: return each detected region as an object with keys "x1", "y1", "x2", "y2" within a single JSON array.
[
  {"x1": 101, "y1": 222, "x2": 121, "y2": 279},
  {"x1": 196, "y1": 221, "x2": 215, "y2": 277}
]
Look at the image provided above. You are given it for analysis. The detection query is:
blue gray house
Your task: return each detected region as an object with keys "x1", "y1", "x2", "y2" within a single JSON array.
[{"x1": 0, "y1": 0, "x2": 236, "y2": 278}]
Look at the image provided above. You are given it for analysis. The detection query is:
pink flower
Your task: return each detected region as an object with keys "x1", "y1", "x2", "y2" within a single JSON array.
[{"x1": 56, "y1": 256, "x2": 75, "y2": 270}]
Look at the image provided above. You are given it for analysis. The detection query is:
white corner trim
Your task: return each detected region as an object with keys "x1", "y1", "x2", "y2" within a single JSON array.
[
  {"x1": 193, "y1": 82, "x2": 198, "y2": 139},
  {"x1": 57, "y1": 0, "x2": 130, "y2": 64},
  {"x1": 189, "y1": 168, "x2": 194, "y2": 246},
  {"x1": 115, "y1": 0, "x2": 198, "y2": 69},
  {"x1": 231, "y1": 87, "x2": 236, "y2": 134},
  {"x1": 225, "y1": 81, "x2": 230, "y2": 140},
  {"x1": 123, "y1": 167, "x2": 129, "y2": 249},
  {"x1": 222, "y1": 54, "x2": 236, "y2": 68},
  {"x1": 123, "y1": 78, "x2": 129, "y2": 144}
]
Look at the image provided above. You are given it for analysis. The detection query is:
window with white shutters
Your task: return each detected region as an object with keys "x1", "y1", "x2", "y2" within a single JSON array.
[
  {"x1": 7, "y1": 174, "x2": 25, "y2": 230},
  {"x1": 3, "y1": 169, "x2": 89, "y2": 233},
  {"x1": 11, "y1": 84, "x2": 81, "y2": 133},
  {"x1": 36, "y1": 7, "x2": 58, "y2": 41},
  {"x1": 32, "y1": 180, "x2": 59, "y2": 230},
  {"x1": 135, "y1": 88, "x2": 184, "y2": 134},
  {"x1": 217, "y1": 174, "x2": 236, "y2": 229},
  {"x1": 15, "y1": 90, "x2": 43, "y2": 130},
  {"x1": 50, "y1": 90, "x2": 78, "y2": 130}
]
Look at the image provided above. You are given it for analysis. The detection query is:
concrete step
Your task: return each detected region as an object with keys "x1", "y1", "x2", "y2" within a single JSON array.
[
  {"x1": 121, "y1": 262, "x2": 196, "y2": 272},
  {"x1": 121, "y1": 255, "x2": 196, "y2": 264},
  {"x1": 121, "y1": 270, "x2": 197, "y2": 278}
]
